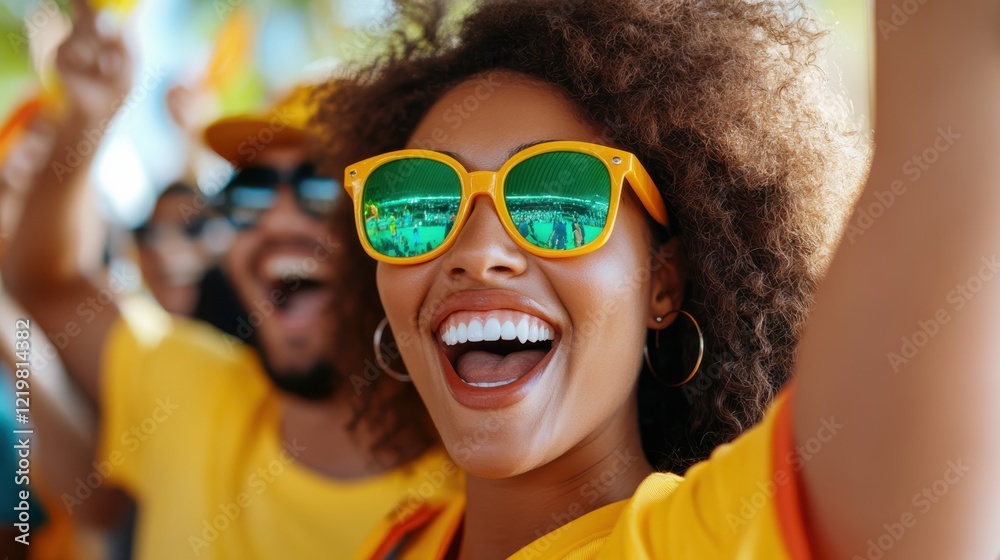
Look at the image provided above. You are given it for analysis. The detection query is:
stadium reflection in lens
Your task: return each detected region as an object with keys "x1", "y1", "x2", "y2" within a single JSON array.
[
  {"x1": 504, "y1": 151, "x2": 610, "y2": 251},
  {"x1": 363, "y1": 158, "x2": 462, "y2": 258}
]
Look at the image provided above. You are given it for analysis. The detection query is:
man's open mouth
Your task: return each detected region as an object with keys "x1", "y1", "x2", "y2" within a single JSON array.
[
  {"x1": 437, "y1": 310, "x2": 556, "y2": 388},
  {"x1": 257, "y1": 254, "x2": 332, "y2": 327}
]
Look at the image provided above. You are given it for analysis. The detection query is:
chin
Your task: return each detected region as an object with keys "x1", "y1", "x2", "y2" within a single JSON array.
[
  {"x1": 444, "y1": 436, "x2": 537, "y2": 479},
  {"x1": 432, "y1": 405, "x2": 550, "y2": 479}
]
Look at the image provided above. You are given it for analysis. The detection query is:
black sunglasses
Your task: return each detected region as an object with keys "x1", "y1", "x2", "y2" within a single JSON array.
[
  {"x1": 215, "y1": 163, "x2": 340, "y2": 229},
  {"x1": 133, "y1": 219, "x2": 211, "y2": 247}
]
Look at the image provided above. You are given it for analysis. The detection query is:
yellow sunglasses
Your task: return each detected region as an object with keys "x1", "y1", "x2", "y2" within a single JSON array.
[{"x1": 343, "y1": 140, "x2": 669, "y2": 264}]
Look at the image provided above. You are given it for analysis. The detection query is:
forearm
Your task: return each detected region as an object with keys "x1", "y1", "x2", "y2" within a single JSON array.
[
  {"x1": 0, "y1": 111, "x2": 119, "y2": 402},
  {"x1": 34, "y1": 389, "x2": 133, "y2": 528},
  {"x1": 796, "y1": 1, "x2": 1000, "y2": 557},
  {"x1": 2, "y1": 111, "x2": 104, "y2": 297}
]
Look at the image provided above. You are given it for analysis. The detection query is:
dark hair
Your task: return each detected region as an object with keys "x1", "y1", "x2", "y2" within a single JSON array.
[
  {"x1": 325, "y1": 197, "x2": 438, "y2": 466},
  {"x1": 313, "y1": 0, "x2": 865, "y2": 471}
]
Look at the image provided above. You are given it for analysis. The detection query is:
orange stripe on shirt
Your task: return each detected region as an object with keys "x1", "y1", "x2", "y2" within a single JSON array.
[
  {"x1": 771, "y1": 384, "x2": 815, "y2": 560},
  {"x1": 368, "y1": 504, "x2": 443, "y2": 560}
]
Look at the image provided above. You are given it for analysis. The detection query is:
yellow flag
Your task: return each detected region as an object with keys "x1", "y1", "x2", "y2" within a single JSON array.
[{"x1": 203, "y1": 9, "x2": 256, "y2": 92}]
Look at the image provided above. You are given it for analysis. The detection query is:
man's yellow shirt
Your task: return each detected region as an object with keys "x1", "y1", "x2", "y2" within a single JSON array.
[{"x1": 96, "y1": 300, "x2": 453, "y2": 559}]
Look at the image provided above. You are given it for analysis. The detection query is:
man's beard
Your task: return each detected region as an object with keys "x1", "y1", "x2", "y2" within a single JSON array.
[
  {"x1": 258, "y1": 354, "x2": 340, "y2": 401},
  {"x1": 192, "y1": 266, "x2": 341, "y2": 400},
  {"x1": 252, "y1": 327, "x2": 341, "y2": 400}
]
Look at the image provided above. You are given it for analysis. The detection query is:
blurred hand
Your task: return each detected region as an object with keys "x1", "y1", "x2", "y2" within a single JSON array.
[{"x1": 54, "y1": 0, "x2": 133, "y2": 124}]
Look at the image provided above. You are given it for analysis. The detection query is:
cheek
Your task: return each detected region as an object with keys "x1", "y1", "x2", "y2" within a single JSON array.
[
  {"x1": 558, "y1": 259, "x2": 649, "y2": 355},
  {"x1": 299, "y1": 217, "x2": 328, "y2": 242},
  {"x1": 556, "y1": 215, "x2": 654, "y2": 370},
  {"x1": 376, "y1": 264, "x2": 434, "y2": 364},
  {"x1": 224, "y1": 233, "x2": 257, "y2": 300},
  {"x1": 137, "y1": 249, "x2": 155, "y2": 269}
]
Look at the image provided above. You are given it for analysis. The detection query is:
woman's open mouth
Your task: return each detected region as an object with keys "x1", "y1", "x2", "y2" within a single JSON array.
[{"x1": 435, "y1": 309, "x2": 558, "y2": 409}]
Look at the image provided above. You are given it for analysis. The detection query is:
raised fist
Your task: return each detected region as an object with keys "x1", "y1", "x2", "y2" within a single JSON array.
[{"x1": 54, "y1": 0, "x2": 133, "y2": 124}]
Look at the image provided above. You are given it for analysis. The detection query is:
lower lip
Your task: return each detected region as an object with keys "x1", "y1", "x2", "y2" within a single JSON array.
[{"x1": 437, "y1": 342, "x2": 557, "y2": 410}]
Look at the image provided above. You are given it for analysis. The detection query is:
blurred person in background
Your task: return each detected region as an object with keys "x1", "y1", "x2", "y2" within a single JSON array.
[
  {"x1": 131, "y1": 181, "x2": 227, "y2": 317},
  {"x1": 2, "y1": 1, "x2": 442, "y2": 558}
]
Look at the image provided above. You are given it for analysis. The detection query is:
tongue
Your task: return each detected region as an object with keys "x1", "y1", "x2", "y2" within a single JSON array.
[
  {"x1": 455, "y1": 349, "x2": 547, "y2": 386},
  {"x1": 276, "y1": 287, "x2": 327, "y2": 329}
]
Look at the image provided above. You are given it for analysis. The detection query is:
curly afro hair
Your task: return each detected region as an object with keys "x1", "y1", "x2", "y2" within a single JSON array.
[{"x1": 314, "y1": 0, "x2": 866, "y2": 472}]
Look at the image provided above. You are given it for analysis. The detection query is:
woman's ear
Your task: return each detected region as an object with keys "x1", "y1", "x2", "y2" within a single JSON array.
[{"x1": 648, "y1": 236, "x2": 686, "y2": 329}]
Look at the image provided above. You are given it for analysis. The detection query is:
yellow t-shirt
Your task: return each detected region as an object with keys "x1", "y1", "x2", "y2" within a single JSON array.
[
  {"x1": 355, "y1": 389, "x2": 811, "y2": 560},
  {"x1": 97, "y1": 301, "x2": 455, "y2": 559}
]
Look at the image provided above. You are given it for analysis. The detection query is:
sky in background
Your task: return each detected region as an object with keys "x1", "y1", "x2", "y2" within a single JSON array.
[{"x1": 0, "y1": 0, "x2": 871, "y2": 227}]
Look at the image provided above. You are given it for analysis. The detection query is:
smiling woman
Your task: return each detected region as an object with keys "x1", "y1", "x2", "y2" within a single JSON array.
[
  {"x1": 314, "y1": 0, "x2": 873, "y2": 558},
  {"x1": 319, "y1": 0, "x2": 863, "y2": 465}
]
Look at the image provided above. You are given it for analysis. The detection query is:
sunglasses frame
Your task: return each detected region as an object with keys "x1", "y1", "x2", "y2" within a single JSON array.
[
  {"x1": 132, "y1": 219, "x2": 211, "y2": 247},
  {"x1": 217, "y1": 163, "x2": 339, "y2": 228},
  {"x1": 344, "y1": 140, "x2": 669, "y2": 265}
]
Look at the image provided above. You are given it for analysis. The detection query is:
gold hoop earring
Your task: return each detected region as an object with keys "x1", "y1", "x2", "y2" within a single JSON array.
[
  {"x1": 373, "y1": 317, "x2": 411, "y2": 383},
  {"x1": 643, "y1": 309, "x2": 704, "y2": 387}
]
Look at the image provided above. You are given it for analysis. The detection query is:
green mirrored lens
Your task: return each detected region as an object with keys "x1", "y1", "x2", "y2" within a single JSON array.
[
  {"x1": 361, "y1": 158, "x2": 461, "y2": 258},
  {"x1": 504, "y1": 151, "x2": 610, "y2": 251}
]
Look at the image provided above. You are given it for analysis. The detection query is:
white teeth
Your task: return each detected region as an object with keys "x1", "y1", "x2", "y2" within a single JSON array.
[
  {"x1": 516, "y1": 318, "x2": 529, "y2": 343},
  {"x1": 500, "y1": 321, "x2": 517, "y2": 341},
  {"x1": 439, "y1": 313, "x2": 559, "y2": 346},
  {"x1": 465, "y1": 378, "x2": 518, "y2": 388},
  {"x1": 467, "y1": 319, "x2": 484, "y2": 342},
  {"x1": 262, "y1": 256, "x2": 322, "y2": 283},
  {"x1": 483, "y1": 318, "x2": 502, "y2": 341}
]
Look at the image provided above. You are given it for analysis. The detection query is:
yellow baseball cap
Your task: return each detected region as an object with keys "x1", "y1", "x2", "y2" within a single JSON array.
[{"x1": 202, "y1": 84, "x2": 315, "y2": 167}]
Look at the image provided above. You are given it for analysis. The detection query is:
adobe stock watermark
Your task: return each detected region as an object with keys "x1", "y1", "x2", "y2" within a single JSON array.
[
  {"x1": 352, "y1": 333, "x2": 411, "y2": 393},
  {"x1": 172, "y1": 103, "x2": 310, "y2": 227},
  {"x1": 188, "y1": 439, "x2": 306, "y2": 556},
  {"x1": 208, "y1": 233, "x2": 341, "y2": 355},
  {"x1": 389, "y1": 455, "x2": 462, "y2": 523},
  {"x1": 726, "y1": 415, "x2": 844, "y2": 532},
  {"x1": 852, "y1": 458, "x2": 971, "y2": 560},
  {"x1": 877, "y1": 0, "x2": 930, "y2": 41},
  {"x1": 6, "y1": 0, "x2": 68, "y2": 54},
  {"x1": 519, "y1": 443, "x2": 642, "y2": 557},
  {"x1": 28, "y1": 262, "x2": 140, "y2": 373},
  {"x1": 402, "y1": 73, "x2": 506, "y2": 155},
  {"x1": 844, "y1": 126, "x2": 959, "y2": 244},
  {"x1": 678, "y1": 350, "x2": 738, "y2": 404},
  {"x1": 61, "y1": 396, "x2": 180, "y2": 513},
  {"x1": 568, "y1": 242, "x2": 673, "y2": 354},
  {"x1": 390, "y1": 410, "x2": 505, "y2": 522},
  {"x1": 887, "y1": 254, "x2": 999, "y2": 372},
  {"x1": 51, "y1": 65, "x2": 169, "y2": 182}
]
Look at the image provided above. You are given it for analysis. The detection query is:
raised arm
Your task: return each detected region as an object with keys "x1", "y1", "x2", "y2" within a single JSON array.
[
  {"x1": 0, "y1": 0, "x2": 132, "y2": 404},
  {"x1": 795, "y1": 1, "x2": 1000, "y2": 558}
]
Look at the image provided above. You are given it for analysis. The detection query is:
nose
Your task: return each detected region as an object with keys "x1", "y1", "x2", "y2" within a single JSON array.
[
  {"x1": 156, "y1": 232, "x2": 205, "y2": 276},
  {"x1": 255, "y1": 184, "x2": 316, "y2": 236},
  {"x1": 440, "y1": 196, "x2": 528, "y2": 283}
]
